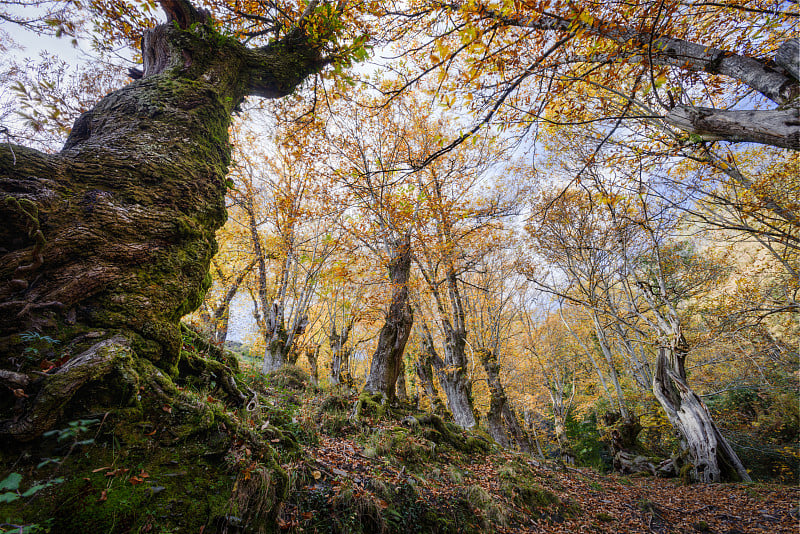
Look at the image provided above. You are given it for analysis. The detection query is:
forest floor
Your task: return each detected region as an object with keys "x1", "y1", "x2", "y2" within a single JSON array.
[
  {"x1": 284, "y1": 424, "x2": 799, "y2": 534},
  {"x1": 269, "y1": 369, "x2": 799, "y2": 534},
  {"x1": 1, "y1": 359, "x2": 796, "y2": 534}
]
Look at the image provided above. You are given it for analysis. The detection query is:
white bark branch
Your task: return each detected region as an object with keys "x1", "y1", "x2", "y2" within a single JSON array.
[{"x1": 665, "y1": 105, "x2": 800, "y2": 150}]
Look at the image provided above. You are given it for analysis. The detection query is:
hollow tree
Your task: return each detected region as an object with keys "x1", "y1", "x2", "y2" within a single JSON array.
[{"x1": 0, "y1": 0, "x2": 339, "y2": 441}]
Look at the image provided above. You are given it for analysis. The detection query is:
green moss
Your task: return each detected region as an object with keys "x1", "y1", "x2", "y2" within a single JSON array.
[
  {"x1": 595, "y1": 511, "x2": 616, "y2": 522},
  {"x1": 265, "y1": 365, "x2": 310, "y2": 390},
  {"x1": 356, "y1": 391, "x2": 389, "y2": 419},
  {"x1": 463, "y1": 484, "x2": 510, "y2": 531},
  {"x1": 364, "y1": 427, "x2": 436, "y2": 470},
  {"x1": 0, "y1": 428, "x2": 236, "y2": 533},
  {"x1": 680, "y1": 462, "x2": 695, "y2": 484}
]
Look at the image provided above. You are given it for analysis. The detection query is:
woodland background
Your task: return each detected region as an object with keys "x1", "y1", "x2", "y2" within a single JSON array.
[{"x1": 0, "y1": 0, "x2": 798, "y2": 532}]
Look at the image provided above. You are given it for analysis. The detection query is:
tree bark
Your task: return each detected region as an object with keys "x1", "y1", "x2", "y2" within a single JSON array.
[
  {"x1": 417, "y1": 314, "x2": 477, "y2": 429},
  {"x1": 0, "y1": 2, "x2": 328, "y2": 440},
  {"x1": 591, "y1": 313, "x2": 630, "y2": 421},
  {"x1": 306, "y1": 344, "x2": 319, "y2": 387},
  {"x1": 477, "y1": 348, "x2": 533, "y2": 453},
  {"x1": 652, "y1": 345, "x2": 751, "y2": 483},
  {"x1": 329, "y1": 332, "x2": 353, "y2": 386},
  {"x1": 414, "y1": 350, "x2": 447, "y2": 414},
  {"x1": 362, "y1": 234, "x2": 413, "y2": 401},
  {"x1": 664, "y1": 105, "x2": 799, "y2": 150},
  {"x1": 395, "y1": 356, "x2": 409, "y2": 402}
]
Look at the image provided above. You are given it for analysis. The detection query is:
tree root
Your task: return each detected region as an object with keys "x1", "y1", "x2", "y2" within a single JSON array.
[
  {"x1": 178, "y1": 323, "x2": 247, "y2": 406},
  {"x1": 403, "y1": 413, "x2": 491, "y2": 453},
  {"x1": 350, "y1": 391, "x2": 389, "y2": 421},
  {"x1": 0, "y1": 334, "x2": 132, "y2": 442}
]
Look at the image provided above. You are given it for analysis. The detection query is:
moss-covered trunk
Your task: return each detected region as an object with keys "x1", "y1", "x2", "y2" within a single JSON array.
[
  {"x1": 0, "y1": 2, "x2": 327, "y2": 441},
  {"x1": 414, "y1": 349, "x2": 447, "y2": 415}
]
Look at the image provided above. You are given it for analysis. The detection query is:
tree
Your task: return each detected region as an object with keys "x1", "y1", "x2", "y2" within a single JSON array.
[
  {"x1": 464, "y1": 255, "x2": 534, "y2": 452},
  {"x1": 520, "y1": 308, "x2": 580, "y2": 464},
  {"x1": 608, "y1": 195, "x2": 752, "y2": 482},
  {"x1": 0, "y1": 0, "x2": 354, "y2": 441},
  {"x1": 321, "y1": 266, "x2": 364, "y2": 387},
  {"x1": 374, "y1": 1, "x2": 798, "y2": 158},
  {"x1": 523, "y1": 187, "x2": 634, "y2": 425},
  {"x1": 318, "y1": 97, "x2": 424, "y2": 402},
  {"x1": 229, "y1": 133, "x2": 337, "y2": 374}
]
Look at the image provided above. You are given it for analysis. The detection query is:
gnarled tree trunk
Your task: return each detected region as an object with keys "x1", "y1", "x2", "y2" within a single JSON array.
[
  {"x1": 329, "y1": 323, "x2": 354, "y2": 386},
  {"x1": 417, "y1": 314, "x2": 476, "y2": 429},
  {"x1": 652, "y1": 344, "x2": 751, "y2": 483},
  {"x1": 396, "y1": 356, "x2": 409, "y2": 402},
  {"x1": 0, "y1": 0, "x2": 327, "y2": 441},
  {"x1": 414, "y1": 349, "x2": 447, "y2": 414},
  {"x1": 306, "y1": 344, "x2": 320, "y2": 387},
  {"x1": 477, "y1": 349, "x2": 533, "y2": 453},
  {"x1": 363, "y1": 233, "x2": 413, "y2": 401}
]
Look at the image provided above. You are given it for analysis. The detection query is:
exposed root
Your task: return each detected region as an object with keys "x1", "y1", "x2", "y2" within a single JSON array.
[
  {"x1": 178, "y1": 323, "x2": 247, "y2": 406},
  {"x1": 0, "y1": 334, "x2": 132, "y2": 441},
  {"x1": 403, "y1": 413, "x2": 491, "y2": 453},
  {"x1": 351, "y1": 391, "x2": 388, "y2": 421}
]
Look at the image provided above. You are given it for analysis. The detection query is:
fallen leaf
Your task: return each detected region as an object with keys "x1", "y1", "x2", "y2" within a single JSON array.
[
  {"x1": 312, "y1": 470, "x2": 322, "y2": 480},
  {"x1": 162, "y1": 405, "x2": 172, "y2": 413},
  {"x1": 97, "y1": 489, "x2": 108, "y2": 502}
]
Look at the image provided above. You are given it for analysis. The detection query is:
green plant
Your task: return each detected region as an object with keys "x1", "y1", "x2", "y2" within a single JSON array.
[
  {"x1": 43, "y1": 418, "x2": 99, "y2": 444},
  {"x1": 17, "y1": 331, "x2": 59, "y2": 367},
  {"x1": 565, "y1": 411, "x2": 612, "y2": 471},
  {"x1": 0, "y1": 471, "x2": 64, "y2": 504}
]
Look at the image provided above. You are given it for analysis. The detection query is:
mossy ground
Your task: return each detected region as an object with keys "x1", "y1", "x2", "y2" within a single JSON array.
[{"x1": 2, "y1": 351, "x2": 798, "y2": 534}]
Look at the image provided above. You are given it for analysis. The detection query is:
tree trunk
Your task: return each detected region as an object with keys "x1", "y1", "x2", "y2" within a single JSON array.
[
  {"x1": 261, "y1": 305, "x2": 308, "y2": 374},
  {"x1": 329, "y1": 335, "x2": 352, "y2": 386},
  {"x1": 417, "y1": 315, "x2": 476, "y2": 429},
  {"x1": 396, "y1": 356, "x2": 409, "y2": 402},
  {"x1": 0, "y1": 3, "x2": 327, "y2": 441},
  {"x1": 306, "y1": 344, "x2": 319, "y2": 387},
  {"x1": 414, "y1": 350, "x2": 447, "y2": 414},
  {"x1": 207, "y1": 258, "x2": 255, "y2": 344},
  {"x1": 592, "y1": 313, "x2": 630, "y2": 421},
  {"x1": 552, "y1": 406, "x2": 575, "y2": 465},
  {"x1": 437, "y1": 369, "x2": 477, "y2": 430},
  {"x1": 477, "y1": 349, "x2": 533, "y2": 453},
  {"x1": 328, "y1": 317, "x2": 355, "y2": 386},
  {"x1": 363, "y1": 234, "x2": 413, "y2": 401},
  {"x1": 652, "y1": 346, "x2": 751, "y2": 483}
]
